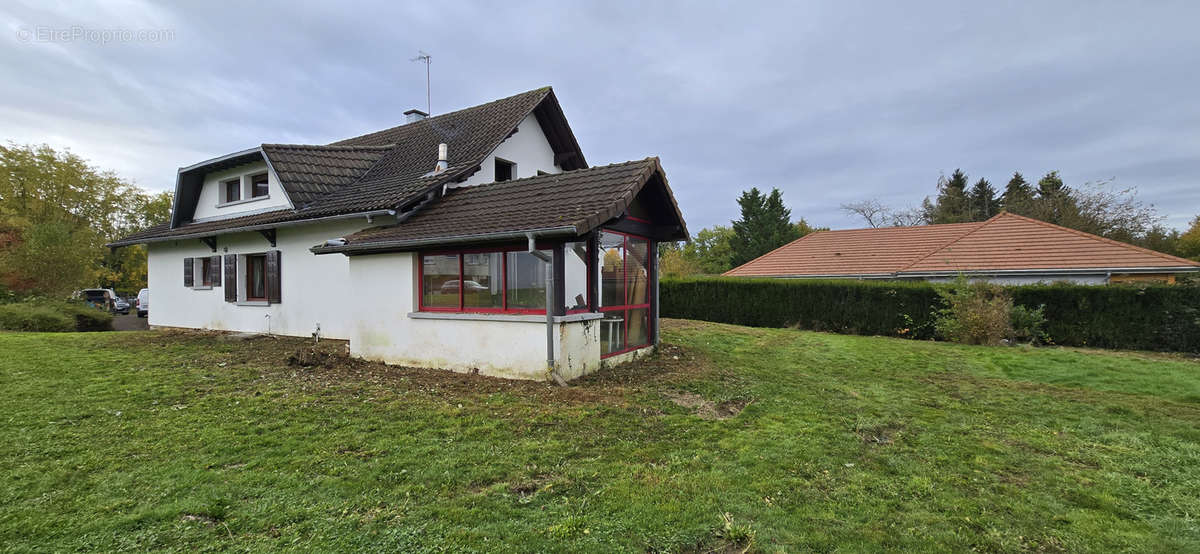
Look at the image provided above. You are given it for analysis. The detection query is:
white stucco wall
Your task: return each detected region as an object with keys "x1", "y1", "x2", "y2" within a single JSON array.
[
  {"x1": 191, "y1": 161, "x2": 292, "y2": 221},
  {"x1": 453, "y1": 114, "x2": 562, "y2": 188},
  {"x1": 146, "y1": 218, "x2": 388, "y2": 339},
  {"x1": 344, "y1": 252, "x2": 603, "y2": 381}
]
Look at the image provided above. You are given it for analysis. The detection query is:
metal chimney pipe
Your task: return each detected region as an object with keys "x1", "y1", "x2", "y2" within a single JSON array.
[{"x1": 436, "y1": 143, "x2": 448, "y2": 172}]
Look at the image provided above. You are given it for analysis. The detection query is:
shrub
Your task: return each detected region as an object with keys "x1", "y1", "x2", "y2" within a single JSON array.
[
  {"x1": 0, "y1": 303, "x2": 74, "y2": 332},
  {"x1": 934, "y1": 278, "x2": 1013, "y2": 345},
  {"x1": 60, "y1": 301, "x2": 114, "y2": 332},
  {"x1": 1009, "y1": 303, "x2": 1049, "y2": 344},
  {"x1": 0, "y1": 301, "x2": 113, "y2": 332},
  {"x1": 661, "y1": 277, "x2": 1200, "y2": 353},
  {"x1": 660, "y1": 277, "x2": 940, "y2": 339}
]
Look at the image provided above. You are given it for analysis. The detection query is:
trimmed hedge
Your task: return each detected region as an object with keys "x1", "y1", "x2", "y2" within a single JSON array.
[
  {"x1": 661, "y1": 277, "x2": 1200, "y2": 353},
  {"x1": 0, "y1": 301, "x2": 114, "y2": 332}
]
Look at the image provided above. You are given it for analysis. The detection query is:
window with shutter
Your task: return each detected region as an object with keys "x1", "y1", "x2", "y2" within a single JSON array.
[
  {"x1": 210, "y1": 255, "x2": 222, "y2": 287},
  {"x1": 183, "y1": 257, "x2": 194, "y2": 287},
  {"x1": 266, "y1": 250, "x2": 281, "y2": 303},
  {"x1": 224, "y1": 254, "x2": 237, "y2": 302},
  {"x1": 245, "y1": 254, "x2": 267, "y2": 301}
]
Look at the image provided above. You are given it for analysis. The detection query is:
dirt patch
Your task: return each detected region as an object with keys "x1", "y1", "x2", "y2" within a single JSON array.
[
  {"x1": 664, "y1": 391, "x2": 750, "y2": 420},
  {"x1": 112, "y1": 328, "x2": 724, "y2": 408},
  {"x1": 855, "y1": 422, "x2": 906, "y2": 446}
]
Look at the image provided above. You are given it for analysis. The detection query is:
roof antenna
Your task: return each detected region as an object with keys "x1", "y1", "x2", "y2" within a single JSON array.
[{"x1": 411, "y1": 50, "x2": 431, "y2": 114}]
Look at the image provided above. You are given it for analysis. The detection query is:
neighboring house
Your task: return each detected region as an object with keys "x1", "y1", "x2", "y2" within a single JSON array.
[
  {"x1": 110, "y1": 87, "x2": 688, "y2": 381},
  {"x1": 725, "y1": 212, "x2": 1200, "y2": 284}
]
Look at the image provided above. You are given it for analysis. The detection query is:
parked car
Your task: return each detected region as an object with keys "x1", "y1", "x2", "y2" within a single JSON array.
[
  {"x1": 112, "y1": 296, "x2": 130, "y2": 315},
  {"x1": 136, "y1": 288, "x2": 149, "y2": 318},
  {"x1": 76, "y1": 288, "x2": 121, "y2": 313}
]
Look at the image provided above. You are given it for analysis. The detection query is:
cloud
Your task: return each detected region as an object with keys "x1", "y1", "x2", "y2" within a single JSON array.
[{"x1": 1, "y1": 0, "x2": 1197, "y2": 231}]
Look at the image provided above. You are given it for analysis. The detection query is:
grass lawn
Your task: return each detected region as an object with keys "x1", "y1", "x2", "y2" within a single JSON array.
[{"x1": 2, "y1": 320, "x2": 1199, "y2": 552}]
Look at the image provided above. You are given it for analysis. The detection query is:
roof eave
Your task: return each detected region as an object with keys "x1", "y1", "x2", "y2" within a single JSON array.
[
  {"x1": 107, "y1": 208, "x2": 396, "y2": 248},
  {"x1": 311, "y1": 225, "x2": 580, "y2": 256}
]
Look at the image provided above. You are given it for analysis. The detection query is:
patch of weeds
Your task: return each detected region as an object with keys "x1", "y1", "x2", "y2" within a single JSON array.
[{"x1": 713, "y1": 512, "x2": 755, "y2": 552}]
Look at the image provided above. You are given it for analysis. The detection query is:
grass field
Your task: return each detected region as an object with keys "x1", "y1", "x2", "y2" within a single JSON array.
[{"x1": 1, "y1": 320, "x2": 1198, "y2": 552}]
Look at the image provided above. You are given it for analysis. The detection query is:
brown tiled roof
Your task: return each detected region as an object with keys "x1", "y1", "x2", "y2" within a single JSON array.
[
  {"x1": 313, "y1": 158, "x2": 685, "y2": 254},
  {"x1": 260, "y1": 144, "x2": 394, "y2": 206},
  {"x1": 135, "y1": 87, "x2": 589, "y2": 241},
  {"x1": 725, "y1": 212, "x2": 1200, "y2": 277},
  {"x1": 108, "y1": 209, "x2": 303, "y2": 247}
]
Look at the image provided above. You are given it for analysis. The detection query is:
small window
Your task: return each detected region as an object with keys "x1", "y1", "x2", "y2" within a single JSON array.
[
  {"x1": 199, "y1": 257, "x2": 213, "y2": 287},
  {"x1": 223, "y1": 178, "x2": 241, "y2": 203},
  {"x1": 494, "y1": 158, "x2": 514, "y2": 182},
  {"x1": 246, "y1": 254, "x2": 267, "y2": 300},
  {"x1": 250, "y1": 173, "x2": 269, "y2": 198}
]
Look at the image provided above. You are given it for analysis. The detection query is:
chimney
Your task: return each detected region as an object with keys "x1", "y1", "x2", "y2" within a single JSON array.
[
  {"x1": 435, "y1": 143, "x2": 448, "y2": 172},
  {"x1": 404, "y1": 108, "x2": 428, "y2": 123}
]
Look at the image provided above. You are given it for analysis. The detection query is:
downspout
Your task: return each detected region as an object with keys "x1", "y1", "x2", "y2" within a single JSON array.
[{"x1": 527, "y1": 232, "x2": 568, "y2": 387}]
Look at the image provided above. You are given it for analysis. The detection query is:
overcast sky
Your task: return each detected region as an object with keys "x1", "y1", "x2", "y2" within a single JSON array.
[{"x1": 2, "y1": 1, "x2": 1198, "y2": 231}]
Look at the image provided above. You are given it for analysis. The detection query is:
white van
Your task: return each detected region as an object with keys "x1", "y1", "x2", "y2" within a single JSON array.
[{"x1": 136, "y1": 288, "x2": 149, "y2": 318}]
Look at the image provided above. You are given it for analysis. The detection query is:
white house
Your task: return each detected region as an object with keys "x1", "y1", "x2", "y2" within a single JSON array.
[{"x1": 111, "y1": 87, "x2": 688, "y2": 381}]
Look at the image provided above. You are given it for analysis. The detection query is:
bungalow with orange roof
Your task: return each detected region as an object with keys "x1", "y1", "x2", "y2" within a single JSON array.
[{"x1": 724, "y1": 212, "x2": 1200, "y2": 285}]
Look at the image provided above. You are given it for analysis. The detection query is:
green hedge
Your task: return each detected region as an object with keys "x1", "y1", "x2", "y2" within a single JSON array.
[
  {"x1": 661, "y1": 277, "x2": 1200, "y2": 353},
  {"x1": 0, "y1": 301, "x2": 114, "y2": 332}
]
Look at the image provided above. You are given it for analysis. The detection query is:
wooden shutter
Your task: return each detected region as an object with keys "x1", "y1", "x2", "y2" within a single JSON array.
[
  {"x1": 265, "y1": 250, "x2": 281, "y2": 304},
  {"x1": 209, "y1": 255, "x2": 222, "y2": 287},
  {"x1": 223, "y1": 254, "x2": 237, "y2": 302},
  {"x1": 183, "y1": 257, "x2": 193, "y2": 287}
]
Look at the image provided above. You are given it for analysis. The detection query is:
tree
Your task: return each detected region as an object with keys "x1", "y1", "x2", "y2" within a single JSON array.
[
  {"x1": 1033, "y1": 171, "x2": 1078, "y2": 225},
  {"x1": 925, "y1": 169, "x2": 971, "y2": 224},
  {"x1": 968, "y1": 178, "x2": 1000, "y2": 220},
  {"x1": 794, "y1": 218, "x2": 828, "y2": 237},
  {"x1": 730, "y1": 187, "x2": 801, "y2": 267},
  {"x1": 0, "y1": 143, "x2": 171, "y2": 295},
  {"x1": 1178, "y1": 216, "x2": 1200, "y2": 260},
  {"x1": 840, "y1": 200, "x2": 926, "y2": 228},
  {"x1": 1000, "y1": 172, "x2": 1035, "y2": 216},
  {"x1": 656, "y1": 225, "x2": 737, "y2": 276}
]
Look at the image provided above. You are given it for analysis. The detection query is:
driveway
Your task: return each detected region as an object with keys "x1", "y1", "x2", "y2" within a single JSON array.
[{"x1": 112, "y1": 313, "x2": 149, "y2": 331}]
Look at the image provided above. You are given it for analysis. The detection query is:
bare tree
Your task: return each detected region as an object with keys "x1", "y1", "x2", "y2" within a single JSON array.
[
  {"x1": 840, "y1": 199, "x2": 889, "y2": 228},
  {"x1": 841, "y1": 199, "x2": 928, "y2": 228}
]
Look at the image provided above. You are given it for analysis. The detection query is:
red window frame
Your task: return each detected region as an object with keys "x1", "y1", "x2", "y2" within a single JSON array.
[
  {"x1": 418, "y1": 242, "x2": 589, "y2": 315},
  {"x1": 598, "y1": 230, "x2": 652, "y2": 358}
]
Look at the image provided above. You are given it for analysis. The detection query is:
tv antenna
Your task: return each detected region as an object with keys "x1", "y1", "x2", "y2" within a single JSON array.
[{"x1": 411, "y1": 50, "x2": 432, "y2": 114}]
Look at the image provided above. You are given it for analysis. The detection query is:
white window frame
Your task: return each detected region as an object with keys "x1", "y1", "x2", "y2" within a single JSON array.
[{"x1": 215, "y1": 172, "x2": 271, "y2": 208}]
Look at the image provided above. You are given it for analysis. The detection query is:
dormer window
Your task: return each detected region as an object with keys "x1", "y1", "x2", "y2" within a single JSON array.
[
  {"x1": 223, "y1": 178, "x2": 241, "y2": 203},
  {"x1": 250, "y1": 172, "x2": 269, "y2": 198},
  {"x1": 495, "y1": 158, "x2": 515, "y2": 182}
]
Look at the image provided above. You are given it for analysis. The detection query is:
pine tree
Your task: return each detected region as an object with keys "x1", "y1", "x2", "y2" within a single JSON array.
[
  {"x1": 730, "y1": 187, "x2": 802, "y2": 267},
  {"x1": 967, "y1": 178, "x2": 1000, "y2": 221},
  {"x1": 927, "y1": 169, "x2": 971, "y2": 224},
  {"x1": 1000, "y1": 172, "x2": 1035, "y2": 216},
  {"x1": 1034, "y1": 171, "x2": 1077, "y2": 224}
]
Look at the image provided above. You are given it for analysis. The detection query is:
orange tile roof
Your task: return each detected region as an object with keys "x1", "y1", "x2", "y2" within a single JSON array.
[{"x1": 724, "y1": 212, "x2": 1200, "y2": 277}]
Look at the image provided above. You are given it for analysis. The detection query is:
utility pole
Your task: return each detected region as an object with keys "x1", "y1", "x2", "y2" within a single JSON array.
[{"x1": 411, "y1": 50, "x2": 431, "y2": 114}]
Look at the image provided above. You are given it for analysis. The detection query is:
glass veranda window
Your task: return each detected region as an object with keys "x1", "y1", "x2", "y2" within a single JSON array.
[
  {"x1": 597, "y1": 230, "x2": 652, "y2": 357},
  {"x1": 420, "y1": 247, "x2": 554, "y2": 313}
]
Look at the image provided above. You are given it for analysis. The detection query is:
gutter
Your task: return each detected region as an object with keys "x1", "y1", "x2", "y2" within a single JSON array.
[
  {"x1": 526, "y1": 232, "x2": 568, "y2": 387},
  {"x1": 896, "y1": 266, "x2": 1200, "y2": 279},
  {"x1": 311, "y1": 225, "x2": 579, "y2": 255},
  {"x1": 735, "y1": 266, "x2": 1200, "y2": 280},
  {"x1": 107, "y1": 209, "x2": 397, "y2": 248}
]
